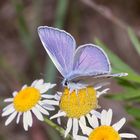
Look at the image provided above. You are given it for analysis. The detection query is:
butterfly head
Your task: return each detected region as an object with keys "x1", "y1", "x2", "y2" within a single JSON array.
[
  {"x1": 62, "y1": 78, "x2": 87, "y2": 92},
  {"x1": 62, "y1": 79, "x2": 69, "y2": 87}
]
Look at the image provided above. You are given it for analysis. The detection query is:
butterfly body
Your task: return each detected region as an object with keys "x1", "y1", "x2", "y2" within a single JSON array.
[
  {"x1": 38, "y1": 26, "x2": 127, "y2": 91},
  {"x1": 62, "y1": 78, "x2": 88, "y2": 92}
]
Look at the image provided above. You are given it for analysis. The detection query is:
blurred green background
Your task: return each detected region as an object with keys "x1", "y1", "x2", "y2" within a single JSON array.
[{"x1": 0, "y1": 0, "x2": 140, "y2": 139}]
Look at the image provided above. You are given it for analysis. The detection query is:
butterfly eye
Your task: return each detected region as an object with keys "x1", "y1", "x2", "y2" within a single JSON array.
[{"x1": 64, "y1": 80, "x2": 68, "y2": 86}]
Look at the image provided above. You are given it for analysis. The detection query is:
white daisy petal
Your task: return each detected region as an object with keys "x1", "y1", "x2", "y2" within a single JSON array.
[
  {"x1": 56, "y1": 111, "x2": 62, "y2": 125},
  {"x1": 26, "y1": 111, "x2": 33, "y2": 127},
  {"x1": 94, "y1": 86, "x2": 102, "y2": 90},
  {"x1": 106, "y1": 109, "x2": 113, "y2": 126},
  {"x1": 49, "y1": 83, "x2": 56, "y2": 88},
  {"x1": 43, "y1": 104, "x2": 55, "y2": 111},
  {"x1": 38, "y1": 101, "x2": 44, "y2": 106},
  {"x1": 54, "y1": 94, "x2": 61, "y2": 100},
  {"x1": 2, "y1": 106, "x2": 15, "y2": 116},
  {"x1": 112, "y1": 118, "x2": 126, "y2": 131},
  {"x1": 57, "y1": 117, "x2": 61, "y2": 125},
  {"x1": 42, "y1": 100, "x2": 59, "y2": 106},
  {"x1": 120, "y1": 133, "x2": 137, "y2": 138},
  {"x1": 31, "y1": 80, "x2": 38, "y2": 87},
  {"x1": 45, "y1": 83, "x2": 56, "y2": 89},
  {"x1": 34, "y1": 79, "x2": 44, "y2": 89},
  {"x1": 101, "y1": 110, "x2": 107, "y2": 125},
  {"x1": 39, "y1": 84, "x2": 49, "y2": 93},
  {"x1": 5, "y1": 111, "x2": 17, "y2": 126},
  {"x1": 38, "y1": 99, "x2": 56, "y2": 111},
  {"x1": 23, "y1": 112, "x2": 29, "y2": 131},
  {"x1": 96, "y1": 88, "x2": 109, "y2": 98},
  {"x1": 94, "y1": 82, "x2": 110, "y2": 89},
  {"x1": 73, "y1": 118, "x2": 79, "y2": 137},
  {"x1": 22, "y1": 84, "x2": 27, "y2": 90},
  {"x1": 4, "y1": 98, "x2": 13, "y2": 102},
  {"x1": 50, "y1": 111, "x2": 66, "y2": 120},
  {"x1": 41, "y1": 94, "x2": 55, "y2": 99},
  {"x1": 65, "y1": 118, "x2": 72, "y2": 137},
  {"x1": 86, "y1": 114, "x2": 94, "y2": 127},
  {"x1": 36, "y1": 104, "x2": 49, "y2": 115},
  {"x1": 40, "y1": 83, "x2": 56, "y2": 93},
  {"x1": 12, "y1": 91, "x2": 18, "y2": 97},
  {"x1": 90, "y1": 110, "x2": 101, "y2": 119},
  {"x1": 37, "y1": 79, "x2": 44, "y2": 85},
  {"x1": 32, "y1": 107, "x2": 44, "y2": 121},
  {"x1": 16, "y1": 112, "x2": 22, "y2": 124},
  {"x1": 79, "y1": 121, "x2": 92, "y2": 135},
  {"x1": 3, "y1": 103, "x2": 13, "y2": 112},
  {"x1": 74, "y1": 135, "x2": 88, "y2": 140},
  {"x1": 80, "y1": 116, "x2": 86, "y2": 126},
  {"x1": 89, "y1": 114, "x2": 99, "y2": 128},
  {"x1": 57, "y1": 92, "x2": 62, "y2": 96}
]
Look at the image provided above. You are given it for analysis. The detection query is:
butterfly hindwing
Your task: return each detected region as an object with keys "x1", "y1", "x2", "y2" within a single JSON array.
[
  {"x1": 66, "y1": 44, "x2": 111, "y2": 80},
  {"x1": 73, "y1": 44, "x2": 111, "y2": 74}
]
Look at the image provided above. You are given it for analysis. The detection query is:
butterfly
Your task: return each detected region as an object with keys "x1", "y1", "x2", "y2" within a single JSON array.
[{"x1": 38, "y1": 26, "x2": 127, "y2": 92}]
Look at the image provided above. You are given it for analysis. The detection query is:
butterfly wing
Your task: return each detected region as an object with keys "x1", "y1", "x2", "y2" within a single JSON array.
[
  {"x1": 68, "y1": 44, "x2": 126, "y2": 85},
  {"x1": 71, "y1": 44, "x2": 111, "y2": 77},
  {"x1": 38, "y1": 26, "x2": 76, "y2": 77}
]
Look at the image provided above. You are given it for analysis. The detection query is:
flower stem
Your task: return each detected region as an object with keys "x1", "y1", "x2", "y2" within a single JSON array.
[{"x1": 45, "y1": 118, "x2": 73, "y2": 140}]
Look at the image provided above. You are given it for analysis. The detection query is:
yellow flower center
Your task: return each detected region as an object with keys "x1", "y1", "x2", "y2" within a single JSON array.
[
  {"x1": 14, "y1": 87, "x2": 41, "y2": 112},
  {"x1": 88, "y1": 126, "x2": 121, "y2": 140},
  {"x1": 60, "y1": 87, "x2": 97, "y2": 118}
]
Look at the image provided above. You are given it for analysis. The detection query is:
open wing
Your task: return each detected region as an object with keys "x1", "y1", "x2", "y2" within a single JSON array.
[
  {"x1": 38, "y1": 26, "x2": 76, "y2": 77},
  {"x1": 67, "y1": 44, "x2": 127, "y2": 85},
  {"x1": 70, "y1": 44, "x2": 111, "y2": 77}
]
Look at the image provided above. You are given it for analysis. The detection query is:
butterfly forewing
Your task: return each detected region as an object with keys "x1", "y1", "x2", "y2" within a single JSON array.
[{"x1": 38, "y1": 26, "x2": 76, "y2": 77}]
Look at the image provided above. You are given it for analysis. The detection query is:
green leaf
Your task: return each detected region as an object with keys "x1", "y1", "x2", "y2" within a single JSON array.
[
  {"x1": 132, "y1": 119, "x2": 140, "y2": 129},
  {"x1": 128, "y1": 27, "x2": 140, "y2": 56},
  {"x1": 12, "y1": 0, "x2": 34, "y2": 56},
  {"x1": 55, "y1": 0, "x2": 69, "y2": 28},
  {"x1": 122, "y1": 73, "x2": 140, "y2": 83},
  {"x1": 110, "y1": 87, "x2": 140, "y2": 100},
  {"x1": 94, "y1": 38, "x2": 140, "y2": 83},
  {"x1": 125, "y1": 106, "x2": 140, "y2": 118},
  {"x1": 117, "y1": 79, "x2": 138, "y2": 89}
]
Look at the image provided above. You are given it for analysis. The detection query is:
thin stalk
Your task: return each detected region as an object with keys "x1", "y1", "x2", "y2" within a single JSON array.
[{"x1": 45, "y1": 118, "x2": 73, "y2": 140}]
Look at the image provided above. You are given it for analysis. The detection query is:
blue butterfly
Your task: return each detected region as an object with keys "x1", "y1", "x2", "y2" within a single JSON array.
[{"x1": 38, "y1": 26, "x2": 127, "y2": 91}]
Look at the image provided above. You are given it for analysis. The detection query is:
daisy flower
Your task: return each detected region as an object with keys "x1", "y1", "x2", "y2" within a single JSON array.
[
  {"x1": 2, "y1": 79, "x2": 59, "y2": 131},
  {"x1": 50, "y1": 85, "x2": 109, "y2": 137},
  {"x1": 75, "y1": 109, "x2": 137, "y2": 140}
]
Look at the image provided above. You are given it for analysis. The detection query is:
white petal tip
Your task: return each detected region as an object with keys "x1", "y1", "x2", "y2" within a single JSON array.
[
  {"x1": 50, "y1": 112, "x2": 66, "y2": 120},
  {"x1": 5, "y1": 123, "x2": 9, "y2": 126},
  {"x1": 120, "y1": 133, "x2": 137, "y2": 139},
  {"x1": 50, "y1": 116, "x2": 56, "y2": 120}
]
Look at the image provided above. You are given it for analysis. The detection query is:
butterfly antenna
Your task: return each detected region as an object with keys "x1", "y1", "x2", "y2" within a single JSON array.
[
  {"x1": 56, "y1": 75, "x2": 63, "y2": 80},
  {"x1": 40, "y1": 73, "x2": 45, "y2": 77}
]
